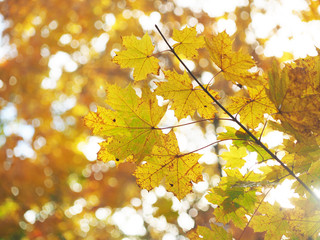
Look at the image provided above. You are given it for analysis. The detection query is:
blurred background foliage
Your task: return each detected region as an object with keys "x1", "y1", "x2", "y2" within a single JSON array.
[{"x1": 0, "y1": 0, "x2": 319, "y2": 239}]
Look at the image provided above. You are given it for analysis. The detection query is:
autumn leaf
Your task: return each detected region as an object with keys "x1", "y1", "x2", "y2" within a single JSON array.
[
  {"x1": 84, "y1": 84, "x2": 167, "y2": 164},
  {"x1": 250, "y1": 202, "x2": 289, "y2": 240},
  {"x1": 227, "y1": 86, "x2": 277, "y2": 129},
  {"x1": 155, "y1": 70, "x2": 219, "y2": 120},
  {"x1": 188, "y1": 224, "x2": 232, "y2": 240},
  {"x1": 206, "y1": 169, "x2": 258, "y2": 229},
  {"x1": 172, "y1": 26, "x2": 205, "y2": 59},
  {"x1": 153, "y1": 198, "x2": 178, "y2": 223},
  {"x1": 221, "y1": 146, "x2": 247, "y2": 169},
  {"x1": 112, "y1": 33, "x2": 160, "y2": 81},
  {"x1": 134, "y1": 131, "x2": 203, "y2": 199},
  {"x1": 267, "y1": 60, "x2": 289, "y2": 109},
  {"x1": 218, "y1": 127, "x2": 271, "y2": 162},
  {"x1": 280, "y1": 139, "x2": 320, "y2": 174},
  {"x1": 205, "y1": 31, "x2": 263, "y2": 88},
  {"x1": 269, "y1": 56, "x2": 320, "y2": 137},
  {"x1": 292, "y1": 156, "x2": 320, "y2": 196}
]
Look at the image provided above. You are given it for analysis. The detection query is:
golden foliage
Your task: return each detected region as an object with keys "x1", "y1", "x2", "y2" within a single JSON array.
[{"x1": 2, "y1": 0, "x2": 320, "y2": 239}]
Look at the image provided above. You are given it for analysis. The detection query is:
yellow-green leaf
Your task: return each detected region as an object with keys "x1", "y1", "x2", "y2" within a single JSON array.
[
  {"x1": 172, "y1": 26, "x2": 205, "y2": 59},
  {"x1": 218, "y1": 127, "x2": 271, "y2": 162},
  {"x1": 206, "y1": 169, "x2": 258, "y2": 228},
  {"x1": 250, "y1": 202, "x2": 289, "y2": 240},
  {"x1": 84, "y1": 84, "x2": 167, "y2": 164},
  {"x1": 188, "y1": 224, "x2": 232, "y2": 240},
  {"x1": 112, "y1": 33, "x2": 159, "y2": 81},
  {"x1": 267, "y1": 60, "x2": 289, "y2": 109}
]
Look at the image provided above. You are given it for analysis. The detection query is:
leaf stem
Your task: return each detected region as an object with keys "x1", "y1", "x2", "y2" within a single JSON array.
[
  {"x1": 155, "y1": 117, "x2": 233, "y2": 130},
  {"x1": 151, "y1": 49, "x2": 171, "y2": 56},
  {"x1": 206, "y1": 70, "x2": 222, "y2": 89},
  {"x1": 179, "y1": 139, "x2": 234, "y2": 157},
  {"x1": 239, "y1": 188, "x2": 272, "y2": 240},
  {"x1": 155, "y1": 24, "x2": 319, "y2": 202}
]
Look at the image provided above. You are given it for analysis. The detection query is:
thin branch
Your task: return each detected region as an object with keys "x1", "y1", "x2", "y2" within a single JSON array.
[
  {"x1": 239, "y1": 188, "x2": 272, "y2": 240},
  {"x1": 155, "y1": 117, "x2": 233, "y2": 130},
  {"x1": 179, "y1": 139, "x2": 234, "y2": 157},
  {"x1": 151, "y1": 49, "x2": 171, "y2": 56},
  {"x1": 155, "y1": 24, "x2": 319, "y2": 202},
  {"x1": 206, "y1": 70, "x2": 222, "y2": 89}
]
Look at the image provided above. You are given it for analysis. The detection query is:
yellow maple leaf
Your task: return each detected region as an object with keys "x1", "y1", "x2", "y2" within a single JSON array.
[
  {"x1": 172, "y1": 26, "x2": 205, "y2": 59},
  {"x1": 268, "y1": 56, "x2": 320, "y2": 137},
  {"x1": 155, "y1": 70, "x2": 219, "y2": 120},
  {"x1": 205, "y1": 31, "x2": 263, "y2": 88},
  {"x1": 112, "y1": 33, "x2": 159, "y2": 81},
  {"x1": 134, "y1": 131, "x2": 203, "y2": 199},
  {"x1": 250, "y1": 202, "x2": 289, "y2": 240},
  {"x1": 188, "y1": 224, "x2": 232, "y2": 240},
  {"x1": 221, "y1": 146, "x2": 247, "y2": 169},
  {"x1": 267, "y1": 60, "x2": 289, "y2": 109},
  {"x1": 84, "y1": 84, "x2": 167, "y2": 164},
  {"x1": 227, "y1": 86, "x2": 277, "y2": 129}
]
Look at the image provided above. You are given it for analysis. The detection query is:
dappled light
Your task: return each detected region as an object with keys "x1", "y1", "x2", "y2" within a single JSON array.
[{"x1": 1, "y1": 0, "x2": 320, "y2": 239}]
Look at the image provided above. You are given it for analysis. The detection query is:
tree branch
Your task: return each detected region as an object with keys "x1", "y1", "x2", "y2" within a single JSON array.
[{"x1": 155, "y1": 24, "x2": 319, "y2": 202}]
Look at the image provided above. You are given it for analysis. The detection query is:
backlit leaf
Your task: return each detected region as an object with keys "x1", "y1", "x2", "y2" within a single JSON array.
[
  {"x1": 134, "y1": 131, "x2": 203, "y2": 199},
  {"x1": 188, "y1": 224, "x2": 232, "y2": 240},
  {"x1": 84, "y1": 84, "x2": 167, "y2": 164},
  {"x1": 206, "y1": 169, "x2": 258, "y2": 229},
  {"x1": 221, "y1": 146, "x2": 247, "y2": 169},
  {"x1": 267, "y1": 60, "x2": 289, "y2": 109},
  {"x1": 155, "y1": 70, "x2": 219, "y2": 120},
  {"x1": 205, "y1": 31, "x2": 263, "y2": 88},
  {"x1": 218, "y1": 127, "x2": 271, "y2": 162},
  {"x1": 250, "y1": 202, "x2": 289, "y2": 240},
  {"x1": 269, "y1": 56, "x2": 320, "y2": 137},
  {"x1": 172, "y1": 26, "x2": 205, "y2": 59},
  {"x1": 227, "y1": 86, "x2": 277, "y2": 129},
  {"x1": 113, "y1": 33, "x2": 160, "y2": 81}
]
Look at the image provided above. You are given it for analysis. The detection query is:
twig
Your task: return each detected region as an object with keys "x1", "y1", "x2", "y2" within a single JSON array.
[
  {"x1": 155, "y1": 24, "x2": 319, "y2": 202},
  {"x1": 239, "y1": 188, "x2": 272, "y2": 240},
  {"x1": 155, "y1": 117, "x2": 233, "y2": 130}
]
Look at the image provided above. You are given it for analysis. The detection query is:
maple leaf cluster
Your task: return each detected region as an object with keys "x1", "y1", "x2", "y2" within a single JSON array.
[
  {"x1": 85, "y1": 25, "x2": 320, "y2": 239},
  {"x1": 2, "y1": 0, "x2": 320, "y2": 239}
]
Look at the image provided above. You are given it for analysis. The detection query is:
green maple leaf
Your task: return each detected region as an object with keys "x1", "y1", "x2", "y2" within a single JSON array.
[{"x1": 206, "y1": 169, "x2": 258, "y2": 229}]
